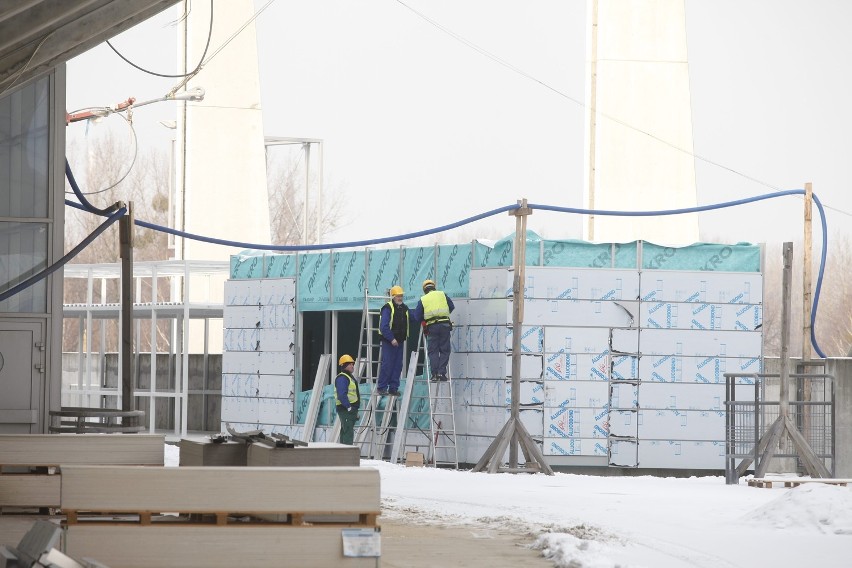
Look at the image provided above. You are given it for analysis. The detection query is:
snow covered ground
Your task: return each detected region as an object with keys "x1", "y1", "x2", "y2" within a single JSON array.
[{"x1": 164, "y1": 446, "x2": 850, "y2": 567}]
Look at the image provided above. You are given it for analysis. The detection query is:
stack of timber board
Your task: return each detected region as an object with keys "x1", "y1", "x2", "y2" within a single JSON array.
[
  {"x1": 61, "y1": 465, "x2": 381, "y2": 568},
  {"x1": 0, "y1": 434, "x2": 165, "y2": 511},
  {"x1": 179, "y1": 439, "x2": 248, "y2": 466},
  {"x1": 247, "y1": 442, "x2": 360, "y2": 467}
]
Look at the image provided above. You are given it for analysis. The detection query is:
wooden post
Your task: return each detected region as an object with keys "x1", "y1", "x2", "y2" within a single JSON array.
[
  {"x1": 472, "y1": 199, "x2": 553, "y2": 475},
  {"x1": 779, "y1": 242, "x2": 792, "y2": 419},
  {"x1": 119, "y1": 202, "x2": 135, "y2": 412},
  {"x1": 509, "y1": 199, "x2": 530, "y2": 468},
  {"x1": 802, "y1": 182, "x2": 813, "y2": 361}
]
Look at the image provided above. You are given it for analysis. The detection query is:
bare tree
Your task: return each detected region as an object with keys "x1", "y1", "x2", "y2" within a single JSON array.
[
  {"x1": 266, "y1": 151, "x2": 347, "y2": 245},
  {"x1": 63, "y1": 134, "x2": 171, "y2": 353}
]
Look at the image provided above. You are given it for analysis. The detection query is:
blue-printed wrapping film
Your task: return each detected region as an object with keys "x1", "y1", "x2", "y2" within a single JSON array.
[
  {"x1": 642, "y1": 242, "x2": 760, "y2": 272},
  {"x1": 437, "y1": 244, "x2": 472, "y2": 298},
  {"x1": 367, "y1": 248, "x2": 401, "y2": 300},
  {"x1": 230, "y1": 253, "x2": 263, "y2": 279},
  {"x1": 402, "y1": 245, "x2": 436, "y2": 300},
  {"x1": 265, "y1": 253, "x2": 297, "y2": 278},
  {"x1": 330, "y1": 250, "x2": 366, "y2": 310}
]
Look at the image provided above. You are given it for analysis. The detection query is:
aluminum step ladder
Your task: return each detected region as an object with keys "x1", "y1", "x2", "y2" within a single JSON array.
[
  {"x1": 392, "y1": 329, "x2": 458, "y2": 469},
  {"x1": 352, "y1": 289, "x2": 397, "y2": 456}
]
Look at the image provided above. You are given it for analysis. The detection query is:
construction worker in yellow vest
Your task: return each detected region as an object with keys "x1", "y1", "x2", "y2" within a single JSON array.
[
  {"x1": 334, "y1": 354, "x2": 360, "y2": 445},
  {"x1": 411, "y1": 279, "x2": 455, "y2": 381}
]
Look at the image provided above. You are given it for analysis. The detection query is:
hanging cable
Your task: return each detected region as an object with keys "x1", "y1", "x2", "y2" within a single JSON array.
[
  {"x1": 0, "y1": 206, "x2": 126, "y2": 303},
  {"x1": 62, "y1": 161, "x2": 829, "y2": 355},
  {"x1": 106, "y1": 0, "x2": 214, "y2": 79},
  {"x1": 65, "y1": 114, "x2": 138, "y2": 196},
  {"x1": 65, "y1": 160, "x2": 122, "y2": 215}
]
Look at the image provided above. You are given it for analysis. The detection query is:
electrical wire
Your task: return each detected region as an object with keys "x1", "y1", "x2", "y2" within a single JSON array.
[
  {"x1": 0, "y1": 207, "x2": 126, "y2": 303},
  {"x1": 0, "y1": 31, "x2": 54, "y2": 98},
  {"x1": 167, "y1": 0, "x2": 275, "y2": 95},
  {"x1": 393, "y1": 0, "x2": 852, "y2": 220},
  {"x1": 106, "y1": 0, "x2": 213, "y2": 79},
  {"x1": 65, "y1": 114, "x2": 138, "y2": 197}
]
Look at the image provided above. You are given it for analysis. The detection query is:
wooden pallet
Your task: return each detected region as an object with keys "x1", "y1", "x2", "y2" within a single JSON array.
[
  {"x1": 747, "y1": 478, "x2": 851, "y2": 489},
  {"x1": 0, "y1": 434, "x2": 165, "y2": 512},
  {"x1": 59, "y1": 465, "x2": 382, "y2": 568},
  {"x1": 63, "y1": 510, "x2": 379, "y2": 527}
]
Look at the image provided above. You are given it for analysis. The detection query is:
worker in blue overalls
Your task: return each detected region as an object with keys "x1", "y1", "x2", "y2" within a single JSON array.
[
  {"x1": 411, "y1": 279, "x2": 455, "y2": 381},
  {"x1": 376, "y1": 285, "x2": 409, "y2": 397}
]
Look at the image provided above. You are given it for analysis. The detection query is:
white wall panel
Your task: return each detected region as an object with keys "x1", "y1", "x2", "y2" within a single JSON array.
[
  {"x1": 260, "y1": 278, "x2": 295, "y2": 305},
  {"x1": 223, "y1": 328, "x2": 259, "y2": 352},
  {"x1": 222, "y1": 373, "x2": 259, "y2": 398},
  {"x1": 505, "y1": 380, "x2": 545, "y2": 405},
  {"x1": 513, "y1": 408, "x2": 544, "y2": 437},
  {"x1": 545, "y1": 437, "x2": 609, "y2": 457},
  {"x1": 637, "y1": 409, "x2": 725, "y2": 441},
  {"x1": 546, "y1": 406, "x2": 609, "y2": 439},
  {"x1": 641, "y1": 301, "x2": 762, "y2": 331},
  {"x1": 261, "y1": 304, "x2": 295, "y2": 329},
  {"x1": 257, "y1": 375, "x2": 295, "y2": 399},
  {"x1": 468, "y1": 268, "x2": 511, "y2": 299},
  {"x1": 506, "y1": 325, "x2": 544, "y2": 353},
  {"x1": 517, "y1": 299, "x2": 635, "y2": 328},
  {"x1": 257, "y1": 351, "x2": 295, "y2": 375},
  {"x1": 544, "y1": 381, "x2": 609, "y2": 409},
  {"x1": 608, "y1": 409, "x2": 637, "y2": 438},
  {"x1": 224, "y1": 279, "x2": 261, "y2": 306},
  {"x1": 465, "y1": 298, "x2": 509, "y2": 325},
  {"x1": 524, "y1": 267, "x2": 640, "y2": 301},
  {"x1": 610, "y1": 382, "x2": 639, "y2": 409},
  {"x1": 640, "y1": 271, "x2": 762, "y2": 304},
  {"x1": 224, "y1": 305, "x2": 262, "y2": 329},
  {"x1": 257, "y1": 328, "x2": 295, "y2": 352},
  {"x1": 544, "y1": 352, "x2": 611, "y2": 382},
  {"x1": 258, "y1": 397, "x2": 294, "y2": 425},
  {"x1": 221, "y1": 396, "x2": 259, "y2": 424},
  {"x1": 608, "y1": 439, "x2": 638, "y2": 467},
  {"x1": 544, "y1": 327, "x2": 611, "y2": 354},
  {"x1": 639, "y1": 354, "x2": 761, "y2": 384},
  {"x1": 639, "y1": 329, "x2": 762, "y2": 357},
  {"x1": 638, "y1": 439, "x2": 726, "y2": 469}
]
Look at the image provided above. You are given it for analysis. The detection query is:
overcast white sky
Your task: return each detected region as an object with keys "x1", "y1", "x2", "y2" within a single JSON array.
[{"x1": 66, "y1": 1, "x2": 852, "y2": 252}]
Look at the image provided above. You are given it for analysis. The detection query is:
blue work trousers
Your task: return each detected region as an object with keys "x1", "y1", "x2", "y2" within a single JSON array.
[
  {"x1": 377, "y1": 339, "x2": 404, "y2": 392},
  {"x1": 426, "y1": 322, "x2": 452, "y2": 377}
]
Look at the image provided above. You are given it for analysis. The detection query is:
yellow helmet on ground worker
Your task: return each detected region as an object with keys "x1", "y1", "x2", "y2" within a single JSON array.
[
  {"x1": 338, "y1": 354, "x2": 355, "y2": 367},
  {"x1": 389, "y1": 285, "x2": 404, "y2": 297},
  {"x1": 422, "y1": 279, "x2": 436, "y2": 293}
]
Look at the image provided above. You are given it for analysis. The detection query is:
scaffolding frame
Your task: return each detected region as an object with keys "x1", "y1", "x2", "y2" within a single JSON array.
[{"x1": 62, "y1": 259, "x2": 229, "y2": 437}]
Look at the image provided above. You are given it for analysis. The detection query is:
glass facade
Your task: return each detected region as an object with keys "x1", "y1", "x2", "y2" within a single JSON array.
[{"x1": 0, "y1": 76, "x2": 50, "y2": 312}]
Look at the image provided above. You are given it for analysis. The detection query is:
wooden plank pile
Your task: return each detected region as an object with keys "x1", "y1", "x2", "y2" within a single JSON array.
[
  {"x1": 61, "y1": 465, "x2": 381, "y2": 567},
  {"x1": 747, "y1": 477, "x2": 851, "y2": 489},
  {"x1": 0, "y1": 435, "x2": 164, "y2": 512}
]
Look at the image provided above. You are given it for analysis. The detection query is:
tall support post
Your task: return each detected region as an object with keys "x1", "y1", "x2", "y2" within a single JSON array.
[
  {"x1": 749, "y1": 242, "x2": 830, "y2": 479},
  {"x1": 472, "y1": 199, "x2": 553, "y2": 475},
  {"x1": 119, "y1": 202, "x2": 135, "y2": 412},
  {"x1": 802, "y1": 182, "x2": 813, "y2": 362},
  {"x1": 801, "y1": 182, "x2": 814, "y2": 439},
  {"x1": 779, "y1": 242, "x2": 792, "y2": 420}
]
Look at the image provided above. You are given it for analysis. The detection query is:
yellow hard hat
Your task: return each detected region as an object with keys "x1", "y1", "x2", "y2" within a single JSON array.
[
  {"x1": 338, "y1": 354, "x2": 355, "y2": 366},
  {"x1": 422, "y1": 279, "x2": 436, "y2": 292},
  {"x1": 389, "y1": 285, "x2": 404, "y2": 297}
]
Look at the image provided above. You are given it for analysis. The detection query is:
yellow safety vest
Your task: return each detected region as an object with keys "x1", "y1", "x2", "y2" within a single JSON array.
[
  {"x1": 421, "y1": 290, "x2": 450, "y2": 324},
  {"x1": 335, "y1": 371, "x2": 359, "y2": 406}
]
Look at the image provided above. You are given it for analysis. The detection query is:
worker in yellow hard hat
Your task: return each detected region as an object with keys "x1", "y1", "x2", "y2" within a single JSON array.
[
  {"x1": 411, "y1": 279, "x2": 455, "y2": 381},
  {"x1": 334, "y1": 354, "x2": 360, "y2": 445},
  {"x1": 376, "y1": 285, "x2": 409, "y2": 396}
]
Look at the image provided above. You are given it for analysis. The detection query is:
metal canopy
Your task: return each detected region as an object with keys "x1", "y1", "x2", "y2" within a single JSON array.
[{"x1": 0, "y1": 0, "x2": 180, "y2": 95}]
